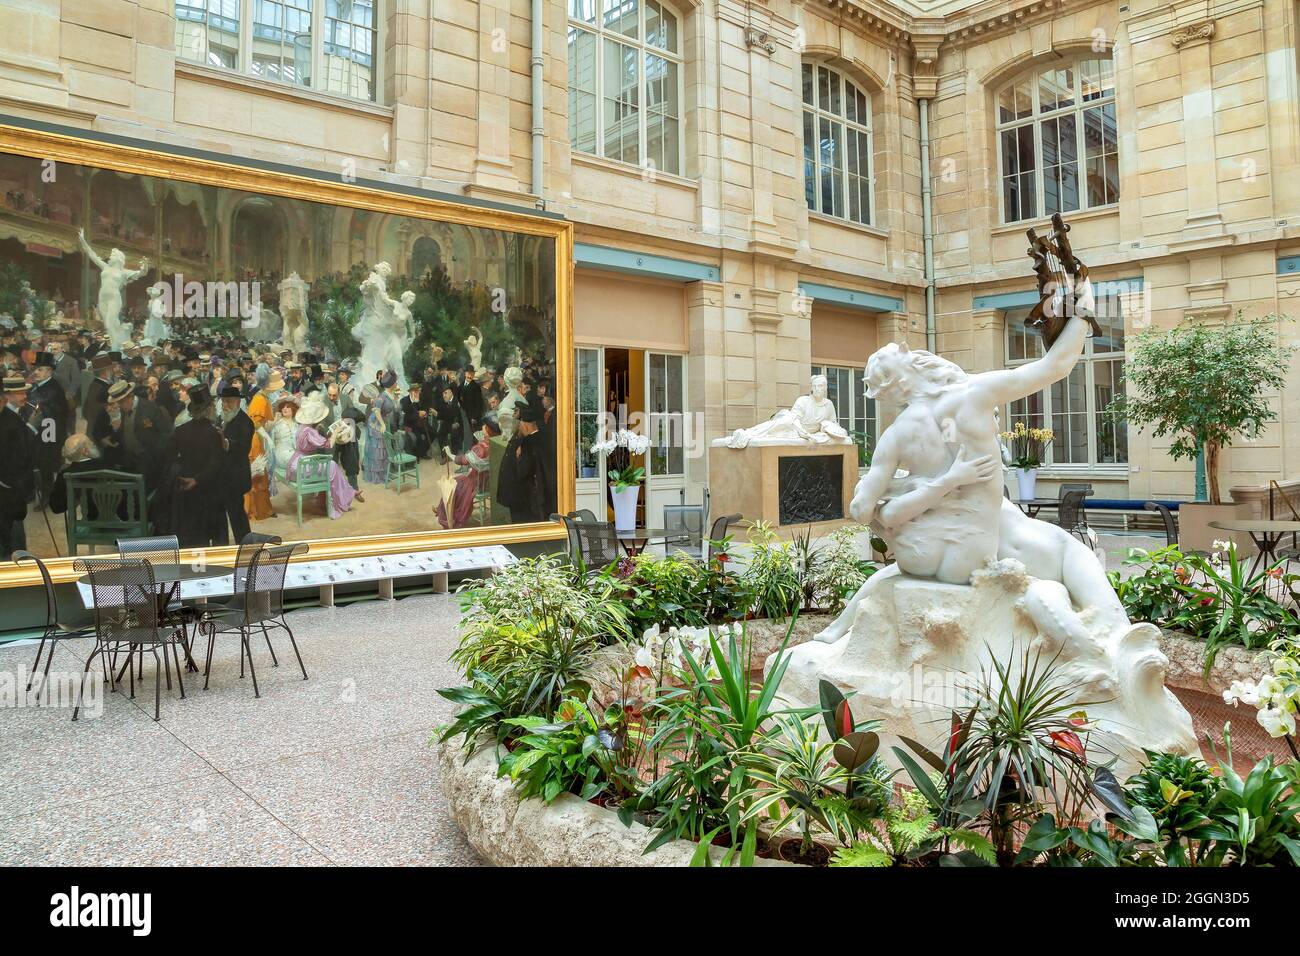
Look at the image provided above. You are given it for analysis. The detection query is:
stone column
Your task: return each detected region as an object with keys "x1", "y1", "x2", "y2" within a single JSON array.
[
  {"x1": 465, "y1": 0, "x2": 523, "y2": 200},
  {"x1": 969, "y1": 306, "x2": 1004, "y2": 373}
]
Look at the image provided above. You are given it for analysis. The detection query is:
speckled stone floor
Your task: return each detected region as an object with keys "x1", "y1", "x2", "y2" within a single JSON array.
[{"x1": 0, "y1": 593, "x2": 481, "y2": 866}]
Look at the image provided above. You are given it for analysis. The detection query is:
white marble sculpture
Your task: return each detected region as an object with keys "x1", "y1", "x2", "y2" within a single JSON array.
[
  {"x1": 78, "y1": 228, "x2": 149, "y2": 349},
  {"x1": 279, "y1": 272, "x2": 309, "y2": 353},
  {"x1": 143, "y1": 285, "x2": 171, "y2": 343},
  {"x1": 355, "y1": 262, "x2": 414, "y2": 389},
  {"x1": 771, "y1": 317, "x2": 1198, "y2": 780},
  {"x1": 712, "y1": 373, "x2": 852, "y2": 449}
]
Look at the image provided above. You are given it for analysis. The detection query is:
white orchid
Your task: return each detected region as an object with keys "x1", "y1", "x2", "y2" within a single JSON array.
[
  {"x1": 1212, "y1": 539, "x2": 1232, "y2": 553},
  {"x1": 592, "y1": 427, "x2": 651, "y2": 458},
  {"x1": 1258, "y1": 706, "x2": 1296, "y2": 739},
  {"x1": 1223, "y1": 679, "x2": 1261, "y2": 708}
]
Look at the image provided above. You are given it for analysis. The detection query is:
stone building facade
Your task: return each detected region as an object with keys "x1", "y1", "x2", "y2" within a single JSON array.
[{"x1": 0, "y1": 0, "x2": 1297, "y2": 515}]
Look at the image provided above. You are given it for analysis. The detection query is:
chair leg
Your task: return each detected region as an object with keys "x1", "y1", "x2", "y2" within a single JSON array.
[
  {"x1": 203, "y1": 623, "x2": 216, "y2": 691},
  {"x1": 171, "y1": 638, "x2": 186, "y2": 701},
  {"x1": 26, "y1": 629, "x2": 50, "y2": 693},
  {"x1": 152, "y1": 646, "x2": 161, "y2": 721},
  {"x1": 72, "y1": 644, "x2": 104, "y2": 721},
  {"x1": 281, "y1": 619, "x2": 308, "y2": 681},
  {"x1": 242, "y1": 629, "x2": 260, "y2": 699},
  {"x1": 261, "y1": 622, "x2": 280, "y2": 667}
]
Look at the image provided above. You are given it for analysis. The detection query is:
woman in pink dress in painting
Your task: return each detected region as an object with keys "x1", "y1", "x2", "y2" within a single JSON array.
[
  {"x1": 287, "y1": 392, "x2": 363, "y2": 518},
  {"x1": 436, "y1": 420, "x2": 498, "y2": 529}
]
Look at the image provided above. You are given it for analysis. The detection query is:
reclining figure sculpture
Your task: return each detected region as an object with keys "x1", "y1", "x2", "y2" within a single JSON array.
[{"x1": 772, "y1": 215, "x2": 1198, "y2": 778}]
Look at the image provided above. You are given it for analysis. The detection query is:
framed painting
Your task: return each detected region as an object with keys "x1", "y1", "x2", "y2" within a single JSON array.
[{"x1": 0, "y1": 120, "x2": 572, "y2": 586}]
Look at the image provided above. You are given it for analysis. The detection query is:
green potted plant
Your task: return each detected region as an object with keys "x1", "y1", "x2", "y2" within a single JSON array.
[{"x1": 998, "y1": 420, "x2": 1054, "y2": 500}]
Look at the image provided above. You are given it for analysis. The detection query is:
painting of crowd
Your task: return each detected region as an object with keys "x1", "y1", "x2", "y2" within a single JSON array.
[{"x1": 0, "y1": 149, "x2": 559, "y2": 561}]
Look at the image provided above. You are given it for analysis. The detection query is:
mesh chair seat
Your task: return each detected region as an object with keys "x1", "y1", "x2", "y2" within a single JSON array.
[{"x1": 14, "y1": 551, "x2": 95, "y2": 695}]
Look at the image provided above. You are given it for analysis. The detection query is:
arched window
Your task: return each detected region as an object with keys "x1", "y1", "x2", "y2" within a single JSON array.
[
  {"x1": 567, "y1": 0, "x2": 683, "y2": 176},
  {"x1": 801, "y1": 62, "x2": 873, "y2": 226},
  {"x1": 997, "y1": 57, "x2": 1118, "y2": 223}
]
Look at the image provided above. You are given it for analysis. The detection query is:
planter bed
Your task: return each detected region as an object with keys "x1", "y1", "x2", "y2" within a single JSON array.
[{"x1": 436, "y1": 739, "x2": 798, "y2": 867}]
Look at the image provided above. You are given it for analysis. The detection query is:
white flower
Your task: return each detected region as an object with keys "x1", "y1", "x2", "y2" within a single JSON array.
[
  {"x1": 634, "y1": 646, "x2": 654, "y2": 669},
  {"x1": 1256, "y1": 674, "x2": 1285, "y2": 705},
  {"x1": 1212, "y1": 539, "x2": 1232, "y2": 553},
  {"x1": 1257, "y1": 706, "x2": 1296, "y2": 739},
  {"x1": 1223, "y1": 679, "x2": 1260, "y2": 708}
]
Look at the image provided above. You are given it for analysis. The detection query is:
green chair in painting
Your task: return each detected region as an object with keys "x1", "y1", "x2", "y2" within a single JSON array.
[
  {"x1": 64, "y1": 470, "x2": 149, "y2": 556},
  {"x1": 384, "y1": 431, "x2": 420, "y2": 493},
  {"x1": 288, "y1": 454, "x2": 333, "y2": 526}
]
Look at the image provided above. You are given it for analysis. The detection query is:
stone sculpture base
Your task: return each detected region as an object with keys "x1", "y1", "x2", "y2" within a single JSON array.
[
  {"x1": 709, "y1": 443, "x2": 857, "y2": 534},
  {"x1": 768, "y1": 561, "x2": 1199, "y2": 782}
]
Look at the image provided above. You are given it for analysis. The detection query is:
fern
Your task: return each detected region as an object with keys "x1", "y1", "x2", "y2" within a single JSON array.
[
  {"x1": 830, "y1": 843, "x2": 892, "y2": 867},
  {"x1": 946, "y1": 828, "x2": 997, "y2": 864}
]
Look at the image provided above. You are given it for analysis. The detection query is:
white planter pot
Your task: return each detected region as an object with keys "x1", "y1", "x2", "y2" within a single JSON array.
[
  {"x1": 610, "y1": 484, "x2": 641, "y2": 531},
  {"x1": 1016, "y1": 467, "x2": 1039, "y2": 502}
]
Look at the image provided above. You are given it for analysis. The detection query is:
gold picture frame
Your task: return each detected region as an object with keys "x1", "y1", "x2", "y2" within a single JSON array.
[{"x1": 0, "y1": 122, "x2": 572, "y2": 587}]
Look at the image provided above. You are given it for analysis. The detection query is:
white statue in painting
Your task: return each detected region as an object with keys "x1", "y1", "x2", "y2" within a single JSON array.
[
  {"x1": 279, "y1": 273, "x2": 309, "y2": 353},
  {"x1": 143, "y1": 285, "x2": 171, "y2": 343},
  {"x1": 712, "y1": 373, "x2": 852, "y2": 449},
  {"x1": 772, "y1": 315, "x2": 1198, "y2": 779},
  {"x1": 78, "y1": 228, "x2": 149, "y2": 349},
  {"x1": 355, "y1": 263, "x2": 415, "y2": 389},
  {"x1": 464, "y1": 325, "x2": 483, "y2": 371},
  {"x1": 497, "y1": 365, "x2": 527, "y2": 438}
]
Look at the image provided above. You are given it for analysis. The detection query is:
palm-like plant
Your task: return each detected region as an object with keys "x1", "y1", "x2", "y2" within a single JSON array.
[{"x1": 895, "y1": 647, "x2": 1096, "y2": 866}]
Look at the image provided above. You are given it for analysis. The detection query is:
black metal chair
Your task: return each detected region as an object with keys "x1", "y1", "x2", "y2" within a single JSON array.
[
  {"x1": 190, "y1": 531, "x2": 283, "y2": 666},
  {"x1": 74, "y1": 557, "x2": 187, "y2": 721},
  {"x1": 574, "y1": 520, "x2": 621, "y2": 570},
  {"x1": 663, "y1": 504, "x2": 706, "y2": 559},
  {"x1": 1055, "y1": 490, "x2": 1091, "y2": 545},
  {"x1": 14, "y1": 551, "x2": 95, "y2": 696},
  {"x1": 1144, "y1": 502, "x2": 1179, "y2": 547},
  {"x1": 705, "y1": 513, "x2": 742, "y2": 564},
  {"x1": 1059, "y1": 483, "x2": 1093, "y2": 528},
  {"x1": 201, "y1": 543, "x2": 308, "y2": 698}
]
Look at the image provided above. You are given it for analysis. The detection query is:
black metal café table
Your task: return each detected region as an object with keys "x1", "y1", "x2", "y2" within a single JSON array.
[
  {"x1": 76, "y1": 563, "x2": 235, "y2": 673},
  {"x1": 615, "y1": 528, "x2": 691, "y2": 558},
  {"x1": 1017, "y1": 498, "x2": 1060, "y2": 519},
  {"x1": 1209, "y1": 519, "x2": 1300, "y2": 577}
]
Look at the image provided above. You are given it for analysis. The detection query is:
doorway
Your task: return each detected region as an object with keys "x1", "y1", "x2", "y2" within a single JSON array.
[{"x1": 574, "y1": 346, "x2": 688, "y2": 528}]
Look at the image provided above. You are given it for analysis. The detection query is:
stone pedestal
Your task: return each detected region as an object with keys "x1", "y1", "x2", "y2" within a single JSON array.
[
  {"x1": 708, "y1": 443, "x2": 857, "y2": 533},
  {"x1": 769, "y1": 562, "x2": 1199, "y2": 782}
]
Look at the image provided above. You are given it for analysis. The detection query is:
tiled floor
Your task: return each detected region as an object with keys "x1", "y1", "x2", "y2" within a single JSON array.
[
  {"x1": 0, "y1": 529, "x2": 1183, "y2": 867},
  {"x1": 0, "y1": 594, "x2": 480, "y2": 867}
]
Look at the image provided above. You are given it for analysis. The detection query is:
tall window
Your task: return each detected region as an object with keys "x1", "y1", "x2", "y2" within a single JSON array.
[
  {"x1": 812, "y1": 364, "x2": 876, "y2": 453},
  {"x1": 1004, "y1": 293, "x2": 1127, "y2": 468},
  {"x1": 801, "y1": 63, "x2": 873, "y2": 226},
  {"x1": 568, "y1": 0, "x2": 683, "y2": 176},
  {"x1": 176, "y1": 0, "x2": 378, "y2": 102},
  {"x1": 996, "y1": 57, "x2": 1117, "y2": 223}
]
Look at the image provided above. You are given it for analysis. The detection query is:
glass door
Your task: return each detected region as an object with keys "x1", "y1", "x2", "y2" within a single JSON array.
[
  {"x1": 574, "y1": 346, "x2": 605, "y2": 516},
  {"x1": 645, "y1": 351, "x2": 686, "y2": 527}
]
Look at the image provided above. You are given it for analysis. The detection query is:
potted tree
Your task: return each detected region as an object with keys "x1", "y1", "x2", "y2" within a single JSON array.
[
  {"x1": 592, "y1": 427, "x2": 651, "y2": 531},
  {"x1": 1114, "y1": 313, "x2": 1294, "y2": 552}
]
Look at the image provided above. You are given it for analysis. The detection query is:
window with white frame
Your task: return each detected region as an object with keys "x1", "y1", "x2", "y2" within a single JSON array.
[
  {"x1": 801, "y1": 63, "x2": 873, "y2": 226},
  {"x1": 812, "y1": 364, "x2": 876, "y2": 450},
  {"x1": 1003, "y1": 293, "x2": 1127, "y2": 467},
  {"x1": 175, "y1": 0, "x2": 378, "y2": 102},
  {"x1": 996, "y1": 57, "x2": 1118, "y2": 223},
  {"x1": 567, "y1": 0, "x2": 683, "y2": 176}
]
